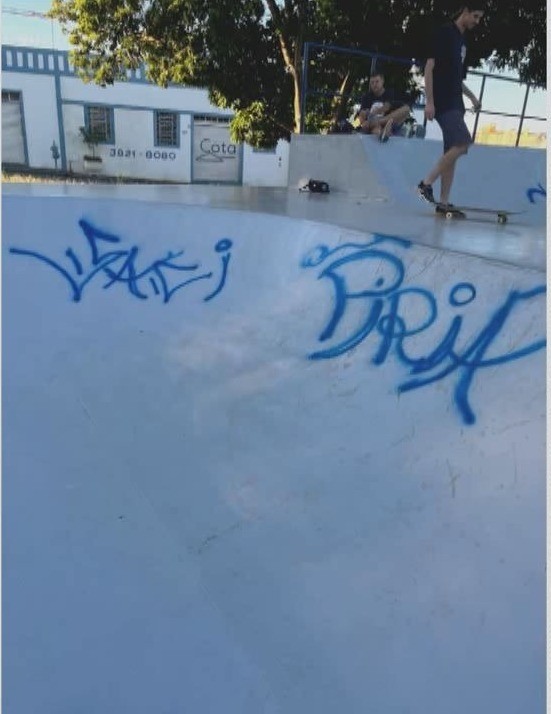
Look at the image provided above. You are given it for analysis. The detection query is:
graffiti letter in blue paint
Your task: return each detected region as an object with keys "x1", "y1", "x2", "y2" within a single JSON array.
[
  {"x1": 526, "y1": 182, "x2": 546, "y2": 203},
  {"x1": 302, "y1": 234, "x2": 546, "y2": 425},
  {"x1": 9, "y1": 218, "x2": 232, "y2": 304}
]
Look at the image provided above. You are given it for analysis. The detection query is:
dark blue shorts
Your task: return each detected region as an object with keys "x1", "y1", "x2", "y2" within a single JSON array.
[{"x1": 436, "y1": 110, "x2": 472, "y2": 153}]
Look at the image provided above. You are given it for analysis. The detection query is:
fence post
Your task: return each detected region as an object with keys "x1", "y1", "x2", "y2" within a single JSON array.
[
  {"x1": 515, "y1": 83, "x2": 530, "y2": 147},
  {"x1": 300, "y1": 42, "x2": 310, "y2": 134},
  {"x1": 472, "y1": 75, "x2": 486, "y2": 142}
]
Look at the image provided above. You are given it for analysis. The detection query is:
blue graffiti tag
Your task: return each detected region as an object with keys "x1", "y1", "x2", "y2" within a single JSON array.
[
  {"x1": 302, "y1": 233, "x2": 546, "y2": 425},
  {"x1": 526, "y1": 182, "x2": 546, "y2": 203},
  {"x1": 9, "y1": 218, "x2": 233, "y2": 304}
]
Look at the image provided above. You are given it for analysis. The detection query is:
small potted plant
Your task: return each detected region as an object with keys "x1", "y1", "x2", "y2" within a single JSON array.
[{"x1": 79, "y1": 126, "x2": 103, "y2": 172}]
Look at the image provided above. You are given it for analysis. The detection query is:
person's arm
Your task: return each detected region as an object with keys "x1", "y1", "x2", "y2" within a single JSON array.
[
  {"x1": 372, "y1": 102, "x2": 389, "y2": 116},
  {"x1": 357, "y1": 95, "x2": 370, "y2": 123},
  {"x1": 462, "y1": 82, "x2": 481, "y2": 112},
  {"x1": 424, "y1": 58, "x2": 435, "y2": 120},
  {"x1": 379, "y1": 89, "x2": 396, "y2": 115}
]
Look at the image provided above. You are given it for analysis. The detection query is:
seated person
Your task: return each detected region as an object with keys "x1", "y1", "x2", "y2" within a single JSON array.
[{"x1": 357, "y1": 72, "x2": 411, "y2": 139}]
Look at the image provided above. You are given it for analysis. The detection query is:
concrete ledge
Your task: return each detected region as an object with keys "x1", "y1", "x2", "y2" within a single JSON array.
[
  {"x1": 288, "y1": 133, "x2": 546, "y2": 226},
  {"x1": 288, "y1": 133, "x2": 391, "y2": 200}
]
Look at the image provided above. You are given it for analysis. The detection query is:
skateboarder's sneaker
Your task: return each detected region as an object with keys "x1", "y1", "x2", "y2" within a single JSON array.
[
  {"x1": 404, "y1": 122, "x2": 416, "y2": 138},
  {"x1": 417, "y1": 181, "x2": 434, "y2": 203},
  {"x1": 401, "y1": 118, "x2": 416, "y2": 138},
  {"x1": 435, "y1": 203, "x2": 466, "y2": 219}
]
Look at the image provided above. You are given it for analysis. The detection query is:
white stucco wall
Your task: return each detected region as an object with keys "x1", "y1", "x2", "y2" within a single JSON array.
[
  {"x1": 3, "y1": 71, "x2": 60, "y2": 170},
  {"x1": 2, "y1": 46, "x2": 290, "y2": 186},
  {"x1": 62, "y1": 104, "x2": 193, "y2": 181},
  {"x1": 242, "y1": 141, "x2": 290, "y2": 187},
  {"x1": 60, "y1": 74, "x2": 230, "y2": 116},
  {"x1": 61, "y1": 73, "x2": 290, "y2": 184}
]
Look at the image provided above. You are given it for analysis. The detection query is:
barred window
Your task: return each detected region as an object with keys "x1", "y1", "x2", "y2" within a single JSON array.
[
  {"x1": 2, "y1": 91, "x2": 21, "y2": 103},
  {"x1": 155, "y1": 111, "x2": 179, "y2": 147},
  {"x1": 194, "y1": 114, "x2": 230, "y2": 124},
  {"x1": 84, "y1": 105, "x2": 114, "y2": 143}
]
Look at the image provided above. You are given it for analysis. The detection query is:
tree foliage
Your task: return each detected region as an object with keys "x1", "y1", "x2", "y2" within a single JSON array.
[{"x1": 49, "y1": 0, "x2": 546, "y2": 148}]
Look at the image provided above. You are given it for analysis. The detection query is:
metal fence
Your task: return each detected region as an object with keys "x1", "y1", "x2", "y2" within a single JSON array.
[
  {"x1": 465, "y1": 69, "x2": 546, "y2": 147},
  {"x1": 300, "y1": 42, "x2": 546, "y2": 147}
]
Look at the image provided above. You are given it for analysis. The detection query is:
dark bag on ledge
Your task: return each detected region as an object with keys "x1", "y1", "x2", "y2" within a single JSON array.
[{"x1": 300, "y1": 179, "x2": 330, "y2": 193}]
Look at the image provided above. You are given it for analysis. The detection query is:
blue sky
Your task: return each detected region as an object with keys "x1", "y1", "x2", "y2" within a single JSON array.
[
  {"x1": 2, "y1": 0, "x2": 68, "y2": 49},
  {"x1": 2, "y1": 0, "x2": 546, "y2": 138}
]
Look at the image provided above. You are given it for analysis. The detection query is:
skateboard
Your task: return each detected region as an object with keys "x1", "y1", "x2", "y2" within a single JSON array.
[{"x1": 434, "y1": 203, "x2": 522, "y2": 224}]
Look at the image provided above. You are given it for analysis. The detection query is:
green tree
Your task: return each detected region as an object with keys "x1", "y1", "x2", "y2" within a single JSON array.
[{"x1": 49, "y1": 0, "x2": 546, "y2": 148}]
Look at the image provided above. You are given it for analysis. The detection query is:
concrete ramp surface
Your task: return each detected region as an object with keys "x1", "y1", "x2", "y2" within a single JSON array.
[
  {"x1": 289, "y1": 134, "x2": 547, "y2": 227},
  {"x1": 3, "y1": 189, "x2": 546, "y2": 713}
]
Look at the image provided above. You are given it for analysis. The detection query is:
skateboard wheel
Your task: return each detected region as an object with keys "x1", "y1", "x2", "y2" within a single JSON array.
[
  {"x1": 497, "y1": 214, "x2": 507, "y2": 224},
  {"x1": 445, "y1": 211, "x2": 454, "y2": 220}
]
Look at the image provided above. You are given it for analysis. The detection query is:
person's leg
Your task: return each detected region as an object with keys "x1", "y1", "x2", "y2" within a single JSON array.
[
  {"x1": 359, "y1": 114, "x2": 383, "y2": 134},
  {"x1": 379, "y1": 105, "x2": 411, "y2": 142},
  {"x1": 438, "y1": 146, "x2": 468, "y2": 203},
  {"x1": 418, "y1": 110, "x2": 472, "y2": 203},
  {"x1": 384, "y1": 104, "x2": 411, "y2": 129},
  {"x1": 365, "y1": 105, "x2": 411, "y2": 139},
  {"x1": 423, "y1": 144, "x2": 468, "y2": 201}
]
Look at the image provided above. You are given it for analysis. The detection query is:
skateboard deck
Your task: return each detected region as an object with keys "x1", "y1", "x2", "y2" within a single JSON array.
[{"x1": 434, "y1": 203, "x2": 522, "y2": 224}]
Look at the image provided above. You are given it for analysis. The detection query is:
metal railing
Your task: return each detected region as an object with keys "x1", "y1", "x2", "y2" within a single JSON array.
[
  {"x1": 466, "y1": 69, "x2": 546, "y2": 146},
  {"x1": 300, "y1": 42, "x2": 419, "y2": 134},
  {"x1": 300, "y1": 42, "x2": 546, "y2": 147}
]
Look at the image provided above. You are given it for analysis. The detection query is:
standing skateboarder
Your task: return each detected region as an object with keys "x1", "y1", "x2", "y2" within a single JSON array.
[{"x1": 417, "y1": 5, "x2": 484, "y2": 216}]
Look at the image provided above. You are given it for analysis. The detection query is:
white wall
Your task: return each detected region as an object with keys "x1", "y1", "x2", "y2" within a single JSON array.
[
  {"x1": 62, "y1": 104, "x2": 193, "y2": 181},
  {"x1": 60, "y1": 74, "x2": 230, "y2": 116},
  {"x1": 2, "y1": 47, "x2": 290, "y2": 186},
  {"x1": 60, "y1": 74, "x2": 288, "y2": 185},
  {"x1": 3, "y1": 71, "x2": 60, "y2": 170},
  {"x1": 242, "y1": 141, "x2": 290, "y2": 187}
]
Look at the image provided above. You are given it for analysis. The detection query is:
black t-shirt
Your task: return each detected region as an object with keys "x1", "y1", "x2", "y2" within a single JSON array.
[
  {"x1": 429, "y1": 22, "x2": 467, "y2": 114},
  {"x1": 360, "y1": 88, "x2": 397, "y2": 113}
]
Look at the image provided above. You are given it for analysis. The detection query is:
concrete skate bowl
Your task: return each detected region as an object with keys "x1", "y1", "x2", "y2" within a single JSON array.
[
  {"x1": 3, "y1": 193, "x2": 546, "y2": 714},
  {"x1": 289, "y1": 134, "x2": 547, "y2": 226}
]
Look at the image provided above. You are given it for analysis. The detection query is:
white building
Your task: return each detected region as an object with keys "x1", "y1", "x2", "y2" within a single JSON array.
[{"x1": 1, "y1": 44, "x2": 290, "y2": 186}]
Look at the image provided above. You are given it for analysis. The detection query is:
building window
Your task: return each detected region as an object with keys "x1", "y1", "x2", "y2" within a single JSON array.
[
  {"x1": 194, "y1": 114, "x2": 230, "y2": 124},
  {"x1": 155, "y1": 111, "x2": 179, "y2": 147},
  {"x1": 2, "y1": 90, "x2": 21, "y2": 103},
  {"x1": 84, "y1": 105, "x2": 114, "y2": 143}
]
